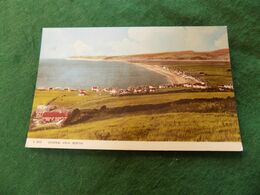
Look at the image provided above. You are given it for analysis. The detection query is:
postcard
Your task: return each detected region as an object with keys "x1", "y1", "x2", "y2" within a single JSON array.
[{"x1": 25, "y1": 26, "x2": 243, "y2": 151}]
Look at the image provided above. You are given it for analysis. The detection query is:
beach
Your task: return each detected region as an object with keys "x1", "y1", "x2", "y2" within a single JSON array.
[{"x1": 127, "y1": 62, "x2": 201, "y2": 85}]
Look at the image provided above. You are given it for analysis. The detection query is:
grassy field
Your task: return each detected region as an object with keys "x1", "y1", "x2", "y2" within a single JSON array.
[
  {"x1": 32, "y1": 90, "x2": 234, "y2": 110},
  {"x1": 28, "y1": 89, "x2": 240, "y2": 142},
  {"x1": 145, "y1": 61, "x2": 233, "y2": 86},
  {"x1": 170, "y1": 64, "x2": 233, "y2": 87},
  {"x1": 28, "y1": 112, "x2": 240, "y2": 141},
  {"x1": 31, "y1": 90, "x2": 67, "y2": 111}
]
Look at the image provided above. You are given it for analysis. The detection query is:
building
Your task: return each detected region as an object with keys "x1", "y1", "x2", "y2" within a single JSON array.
[
  {"x1": 217, "y1": 84, "x2": 233, "y2": 91},
  {"x1": 183, "y1": 83, "x2": 192, "y2": 88},
  {"x1": 91, "y1": 86, "x2": 99, "y2": 92},
  {"x1": 159, "y1": 85, "x2": 166, "y2": 89},
  {"x1": 110, "y1": 88, "x2": 118, "y2": 95},
  {"x1": 42, "y1": 111, "x2": 70, "y2": 123},
  {"x1": 149, "y1": 87, "x2": 157, "y2": 93},
  {"x1": 78, "y1": 90, "x2": 87, "y2": 96},
  {"x1": 192, "y1": 83, "x2": 207, "y2": 89},
  {"x1": 36, "y1": 105, "x2": 56, "y2": 118},
  {"x1": 33, "y1": 106, "x2": 80, "y2": 128},
  {"x1": 223, "y1": 84, "x2": 233, "y2": 90}
]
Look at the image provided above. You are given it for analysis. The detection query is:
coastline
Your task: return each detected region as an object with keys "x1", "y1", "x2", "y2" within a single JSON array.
[
  {"x1": 127, "y1": 61, "x2": 201, "y2": 85},
  {"x1": 65, "y1": 57, "x2": 202, "y2": 85}
]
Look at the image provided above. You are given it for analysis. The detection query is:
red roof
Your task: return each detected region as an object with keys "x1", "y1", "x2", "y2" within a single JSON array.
[
  {"x1": 42, "y1": 111, "x2": 69, "y2": 117},
  {"x1": 79, "y1": 91, "x2": 87, "y2": 94}
]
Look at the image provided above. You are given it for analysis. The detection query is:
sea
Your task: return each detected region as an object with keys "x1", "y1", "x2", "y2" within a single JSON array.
[{"x1": 36, "y1": 59, "x2": 168, "y2": 89}]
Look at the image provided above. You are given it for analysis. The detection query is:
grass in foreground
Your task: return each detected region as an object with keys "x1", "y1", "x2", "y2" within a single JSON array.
[
  {"x1": 28, "y1": 112, "x2": 240, "y2": 142},
  {"x1": 29, "y1": 90, "x2": 240, "y2": 142}
]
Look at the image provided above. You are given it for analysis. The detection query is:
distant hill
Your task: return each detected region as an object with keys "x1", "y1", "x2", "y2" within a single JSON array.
[
  {"x1": 69, "y1": 49, "x2": 230, "y2": 62},
  {"x1": 104, "y1": 49, "x2": 230, "y2": 61}
]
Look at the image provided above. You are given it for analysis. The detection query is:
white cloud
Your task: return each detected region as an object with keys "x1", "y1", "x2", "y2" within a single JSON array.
[
  {"x1": 109, "y1": 27, "x2": 186, "y2": 55},
  {"x1": 184, "y1": 27, "x2": 217, "y2": 51},
  {"x1": 109, "y1": 27, "x2": 228, "y2": 55},
  {"x1": 40, "y1": 27, "x2": 229, "y2": 58},
  {"x1": 73, "y1": 40, "x2": 93, "y2": 56},
  {"x1": 109, "y1": 38, "x2": 145, "y2": 55},
  {"x1": 128, "y1": 27, "x2": 186, "y2": 51},
  {"x1": 214, "y1": 32, "x2": 228, "y2": 49}
]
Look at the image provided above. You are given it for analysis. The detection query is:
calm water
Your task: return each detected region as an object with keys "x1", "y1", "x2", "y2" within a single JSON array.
[{"x1": 36, "y1": 59, "x2": 168, "y2": 89}]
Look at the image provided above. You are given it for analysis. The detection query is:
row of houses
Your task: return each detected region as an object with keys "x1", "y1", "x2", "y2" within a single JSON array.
[
  {"x1": 218, "y1": 84, "x2": 234, "y2": 91},
  {"x1": 37, "y1": 82, "x2": 233, "y2": 98},
  {"x1": 37, "y1": 87, "x2": 79, "y2": 91},
  {"x1": 183, "y1": 83, "x2": 207, "y2": 89},
  {"x1": 89, "y1": 82, "x2": 235, "y2": 96},
  {"x1": 38, "y1": 82, "x2": 210, "y2": 97},
  {"x1": 90, "y1": 82, "x2": 209, "y2": 96},
  {"x1": 90, "y1": 85, "x2": 158, "y2": 96}
]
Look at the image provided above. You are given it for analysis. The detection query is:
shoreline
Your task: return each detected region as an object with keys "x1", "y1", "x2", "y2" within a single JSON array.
[
  {"x1": 127, "y1": 61, "x2": 201, "y2": 85},
  {"x1": 65, "y1": 57, "x2": 203, "y2": 85}
]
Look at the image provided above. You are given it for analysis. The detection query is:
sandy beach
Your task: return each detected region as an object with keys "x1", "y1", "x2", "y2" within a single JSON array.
[{"x1": 127, "y1": 62, "x2": 201, "y2": 85}]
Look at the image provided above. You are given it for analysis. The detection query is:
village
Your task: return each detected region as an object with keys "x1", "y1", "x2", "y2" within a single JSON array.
[
  {"x1": 32, "y1": 82, "x2": 234, "y2": 130},
  {"x1": 89, "y1": 82, "x2": 208, "y2": 96},
  {"x1": 38, "y1": 82, "x2": 233, "y2": 97}
]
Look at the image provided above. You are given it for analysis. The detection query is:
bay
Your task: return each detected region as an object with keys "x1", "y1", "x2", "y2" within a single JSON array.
[{"x1": 36, "y1": 59, "x2": 168, "y2": 89}]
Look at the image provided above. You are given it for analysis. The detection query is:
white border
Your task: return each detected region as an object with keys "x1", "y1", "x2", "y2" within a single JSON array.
[{"x1": 25, "y1": 138, "x2": 243, "y2": 151}]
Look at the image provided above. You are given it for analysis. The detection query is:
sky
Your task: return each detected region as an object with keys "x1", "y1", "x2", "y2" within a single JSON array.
[{"x1": 40, "y1": 26, "x2": 229, "y2": 59}]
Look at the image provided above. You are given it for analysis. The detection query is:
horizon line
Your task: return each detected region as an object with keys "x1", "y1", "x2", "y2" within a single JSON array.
[{"x1": 41, "y1": 47, "x2": 229, "y2": 59}]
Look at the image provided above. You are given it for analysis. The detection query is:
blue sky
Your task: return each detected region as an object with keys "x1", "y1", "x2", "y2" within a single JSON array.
[{"x1": 40, "y1": 26, "x2": 229, "y2": 59}]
